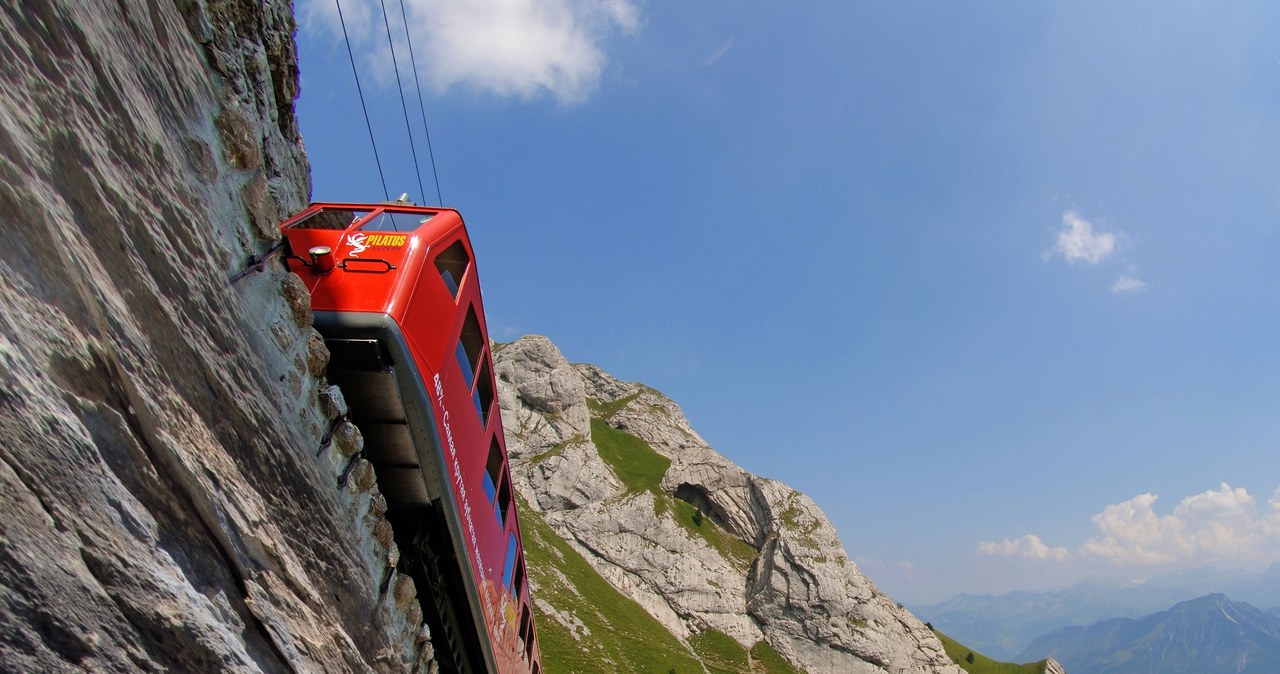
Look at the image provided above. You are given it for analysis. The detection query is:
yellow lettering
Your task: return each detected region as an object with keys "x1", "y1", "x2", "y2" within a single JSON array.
[{"x1": 360, "y1": 233, "x2": 407, "y2": 248}]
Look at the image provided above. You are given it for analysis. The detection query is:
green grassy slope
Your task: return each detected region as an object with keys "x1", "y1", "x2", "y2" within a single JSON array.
[
  {"x1": 933, "y1": 629, "x2": 1051, "y2": 674},
  {"x1": 589, "y1": 417, "x2": 670, "y2": 496},
  {"x1": 520, "y1": 492, "x2": 704, "y2": 673},
  {"x1": 522, "y1": 495, "x2": 806, "y2": 673},
  {"x1": 589, "y1": 416, "x2": 757, "y2": 571},
  {"x1": 521, "y1": 402, "x2": 807, "y2": 672}
]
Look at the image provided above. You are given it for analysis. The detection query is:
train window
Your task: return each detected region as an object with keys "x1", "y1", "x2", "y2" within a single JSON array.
[
  {"x1": 496, "y1": 474, "x2": 511, "y2": 528},
  {"x1": 502, "y1": 533, "x2": 518, "y2": 593},
  {"x1": 483, "y1": 438, "x2": 513, "y2": 527},
  {"x1": 453, "y1": 342, "x2": 474, "y2": 390},
  {"x1": 434, "y1": 240, "x2": 470, "y2": 299},
  {"x1": 291, "y1": 208, "x2": 369, "y2": 230},
  {"x1": 520, "y1": 606, "x2": 533, "y2": 661},
  {"x1": 360, "y1": 210, "x2": 432, "y2": 232},
  {"x1": 512, "y1": 557, "x2": 525, "y2": 603},
  {"x1": 456, "y1": 306, "x2": 483, "y2": 389},
  {"x1": 481, "y1": 437, "x2": 506, "y2": 526},
  {"x1": 473, "y1": 358, "x2": 494, "y2": 427},
  {"x1": 482, "y1": 438, "x2": 503, "y2": 505}
]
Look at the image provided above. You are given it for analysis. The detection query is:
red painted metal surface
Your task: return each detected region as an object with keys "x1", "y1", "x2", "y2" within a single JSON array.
[{"x1": 280, "y1": 202, "x2": 540, "y2": 674}]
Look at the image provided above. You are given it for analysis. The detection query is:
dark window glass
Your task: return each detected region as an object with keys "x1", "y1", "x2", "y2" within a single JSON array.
[
  {"x1": 473, "y1": 358, "x2": 494, "y2": 427},
  {"x1": 360, "y1": 211, "x2": 432, "y2": 232},
  {"x1": 434, "y1": 239, "x2": 469, "y2": 300},
  {"x1": 454, "y1": 341, "x2": 474, "y2": 389},
  {"x1": 482, "y1": 438, "x2": 502, "y2": 506},
  {"x1": 456, "y1": 306, "x2": 483, "y2": 389},
  {"x1": 502, "y1": 533, "x2": 518, "y2": 592},
  {"x1": 291, "y1": 208, "x2": 369, "y2": 230},
  {"x1": 520, "y1": 606, "x2": 533, "y2": 661},
  {"x1": 485, "y1": 439, "x2": 507, "y2": 524},
  {"x1": 512, "y1": 556, "x2": 525, "y2": 601},
  {"x1": 494, "y1": 474, "x2": 511, "y2": 529},
  {"x1": 441, "y1": 269, "x2": 459, "y2": 296}
]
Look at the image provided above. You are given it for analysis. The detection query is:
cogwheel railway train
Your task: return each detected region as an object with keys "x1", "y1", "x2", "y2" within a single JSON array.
[{"x1": 279, "y1": 202, "x2": 540, "y2": 674}]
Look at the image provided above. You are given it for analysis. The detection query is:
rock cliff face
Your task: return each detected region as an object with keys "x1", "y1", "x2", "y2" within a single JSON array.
[
  {"x1": 0, "y1": 2, "x2": 431, "y2": 671},
  {"x1": 1, "y1": 3, "x2": 982, "y2": 672},
  {"x1": 496, "y1": 335, "x2": 963, "y2": 673}
]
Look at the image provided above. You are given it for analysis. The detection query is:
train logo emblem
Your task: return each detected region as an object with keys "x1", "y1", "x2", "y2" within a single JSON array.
[
  {"x1": 346, "y1": 232, "x2": 369, "y2": 257},
  {"x1": 346, "y1": 232, "x2": 407, "y2": 257}
]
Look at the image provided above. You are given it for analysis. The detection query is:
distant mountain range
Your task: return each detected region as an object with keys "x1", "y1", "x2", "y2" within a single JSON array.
[
  {"x1": 911, "y1": 564, "x2": 1280, "y2": 660},
  {"x1": 1020, "y1": 594, "x2": 1280, "y2": 674}
]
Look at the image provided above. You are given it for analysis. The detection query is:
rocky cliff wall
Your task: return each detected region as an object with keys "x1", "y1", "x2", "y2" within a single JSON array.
[
  {"x1": 497, "y1": 335, "x2": 964, "y2": 674},
  {"x1": 0, "y1": 2, "x2": 430, "y2": 671},
  {"x1": 0, "y1": 3, "x2": 1017, "y2": 673}
]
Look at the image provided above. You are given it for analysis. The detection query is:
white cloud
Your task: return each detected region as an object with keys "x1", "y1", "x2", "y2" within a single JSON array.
[
  {"x1": 302, "y1": 0, "x2": 375, "y2": 42},
  {"x1": 1078, "y1": 493, "x2": 1185, "y2": 564},
  {"x1": 301, "y1": 0, "x2": 639, "y2": 104},
  {"x1": 978, "y1": 534, "x2": 1070, "y2": 561},
  {"x1": 1079, "y1": 484, "x2": 1280, "y2": 567},
  {"x1": 978, "y1": 484, "x2": 1280, "y2": 576},
  {"x1": 1055, "y1": 211, "x2": 1116, "y2": 264},
  {"x1": 1111, "y1": 275, "x2": 1147, "y2": 293}
]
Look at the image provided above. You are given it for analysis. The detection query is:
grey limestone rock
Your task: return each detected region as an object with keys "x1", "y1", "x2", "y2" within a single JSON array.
[
  {"x1": 0, "y1": 1, "x2": 431, "y2": 672},
  {"x1": 496, "y1": 335, "x2": 964, "y2": 673},
  {"x1": 495, "y1": 335, "x2": 592, "y2": 459}
]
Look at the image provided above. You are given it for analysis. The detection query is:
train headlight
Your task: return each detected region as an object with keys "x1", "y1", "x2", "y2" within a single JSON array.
[{"x1": 309, "y1": 245, "x2": 336, "y2": 273}]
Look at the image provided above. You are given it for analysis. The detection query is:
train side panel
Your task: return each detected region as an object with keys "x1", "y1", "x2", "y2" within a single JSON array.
[{"x1": 280, "y1": 203, "x2": 541, "y2": 674}]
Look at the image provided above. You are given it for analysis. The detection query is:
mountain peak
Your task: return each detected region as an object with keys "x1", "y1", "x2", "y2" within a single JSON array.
[
  {"x1": 1023, "y1": 593, "x2": 1280, "y2": 674},
  {"x1": 495, "y1": 335, "x2": 964, "y2": 673}
]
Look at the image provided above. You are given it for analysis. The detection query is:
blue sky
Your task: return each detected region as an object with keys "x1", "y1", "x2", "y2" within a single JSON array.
[{"x1": 295, "y1": 0, "x2": 1280, "y2": 604}]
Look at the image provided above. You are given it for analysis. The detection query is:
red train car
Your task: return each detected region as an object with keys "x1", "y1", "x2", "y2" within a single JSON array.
[{"x1": 280, "y1": 202, "x2": 540, "y2": 674}]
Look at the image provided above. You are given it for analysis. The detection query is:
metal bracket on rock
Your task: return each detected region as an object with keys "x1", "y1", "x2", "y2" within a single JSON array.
[
  {"x1": 315, "y1": 414, "x2": 350, "y2": 457},
  {"x1": 228, "y1": 239, "x2": 287, "y2": 284}
]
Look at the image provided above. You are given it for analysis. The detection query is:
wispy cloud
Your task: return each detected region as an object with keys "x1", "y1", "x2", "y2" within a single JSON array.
[
  {"x1": 978, "y1": 534, "x2": 1070, "y2": 561},
  {"x1": 301, "y1": 0, "x2": 640, "y2": 104},
  {"x1": 1111, "y1": 275, "x2": 1147, "y2": 293},
  {"x1": 1047, "y1": 210, "x2": 1150, "y2": 292},
  {"x1": 702, "y1": 37, "x2": 734, "y2": 67},
  {"x1": 1055, "y1": 211, "x2": 1116, "y2": 264},
  {"x1": 980, "y1": 484, "x2": 1280, "y2": 570}
]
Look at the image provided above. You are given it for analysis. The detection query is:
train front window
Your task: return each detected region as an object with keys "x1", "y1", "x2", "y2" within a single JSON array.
[
  {"x1": 290, "y1": 208, "x2": 369, "y2": 230},
  {"x1": 360, "y1": 210, "x2": 432, "y2": 232}
]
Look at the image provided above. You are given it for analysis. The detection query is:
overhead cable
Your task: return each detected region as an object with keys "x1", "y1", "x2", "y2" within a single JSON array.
[
  {"x1": 397, "y1": 0, "x2": 443, "y2": 205},
  {"x1": 379, "y1": 0, "x2": 427, "y2": 205},
  {"x1": 334, "y1": 0, "x2": 389, "y2": 200}
]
